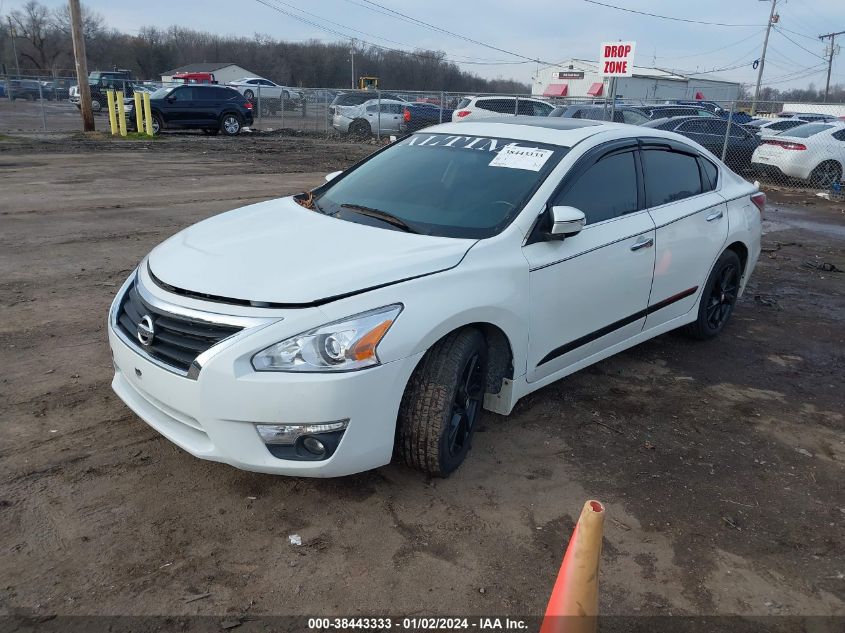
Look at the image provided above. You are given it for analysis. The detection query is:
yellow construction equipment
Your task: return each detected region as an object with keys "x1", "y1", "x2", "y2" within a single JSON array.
[{"x1": 358, "y1": 76, "x2": 378, "y2": 90}]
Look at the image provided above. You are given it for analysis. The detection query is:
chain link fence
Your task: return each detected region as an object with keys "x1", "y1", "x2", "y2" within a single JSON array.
[{"x1": 2, "y1": 76, "x2": 844, "y2": 195}]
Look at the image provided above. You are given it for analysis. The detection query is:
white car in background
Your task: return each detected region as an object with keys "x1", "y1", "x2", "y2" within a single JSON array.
[
  {"x1": 108, "y1": 117, "x2": 762, "y2": 478},
  {"x1": 226, "y1": 77, "x2": 302, "y2": 102},
  {"x1": 452, "y1": 95, "x2": 555, "y2": 122},
  {"x1": 745, "y1": 117, "x2": 809, "y2": 138},
  {"x1": 332, "y1": 98, "x2": 406, "y2": 135},
  {"x1": 751, "y1": 121, "x2": 845, "y2": 186}
]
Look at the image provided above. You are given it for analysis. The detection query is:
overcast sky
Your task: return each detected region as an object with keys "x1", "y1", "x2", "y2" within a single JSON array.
[{"x1": 7, "y1": 0, "x2": 845, "y2": 89}]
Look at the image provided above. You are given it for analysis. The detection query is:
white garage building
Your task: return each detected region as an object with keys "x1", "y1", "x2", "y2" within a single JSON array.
[
  {"x1": 160, "y1": 63, "x2": 256, "y2": 85},
  {"x1": 533, "y1": 58, "x2": 741, "y2": 102}
]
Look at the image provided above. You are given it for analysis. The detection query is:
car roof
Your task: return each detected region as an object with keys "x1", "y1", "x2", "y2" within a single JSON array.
[{"x1": 642, "y1": 115, "x2": 713, "y2": 127}]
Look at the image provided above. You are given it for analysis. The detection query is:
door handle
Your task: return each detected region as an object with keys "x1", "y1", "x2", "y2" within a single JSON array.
[
  {"x1": 706, "y1": 209, "x2": 724, "y2": 222},
  {"x1": 630, "y1": 236, "x2": 654, "y2": 251}
]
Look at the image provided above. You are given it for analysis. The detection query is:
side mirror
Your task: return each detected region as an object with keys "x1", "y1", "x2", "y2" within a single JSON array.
[
  {"x1": 549, "y1": 206, "x2": 586, "y2": 237},
  {"x1": 324, "y1": 170, "x2": 342, "y2": 183}
]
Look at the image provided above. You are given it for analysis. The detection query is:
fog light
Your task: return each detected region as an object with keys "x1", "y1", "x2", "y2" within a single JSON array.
[
  {"x1": 255, "y1": 420, "x2": 348, "y2": 445},
  {"x1": 302, "y1": 436, "x2": 326, "y2": 455}
]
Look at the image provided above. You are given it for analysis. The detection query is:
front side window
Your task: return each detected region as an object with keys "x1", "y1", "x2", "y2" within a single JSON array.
[
  {"x1": 171, "y1": 87, "x2": 194, "y2": 100},
  {"x1": 555, "y1": 151, "x2": 638, "y2": 224},
  {"x1": 642, "y1": 150, "x2": 702, "y2": 207},
  {"x1": 315, "y1": 133, "x2": 567, "y2": 238}
]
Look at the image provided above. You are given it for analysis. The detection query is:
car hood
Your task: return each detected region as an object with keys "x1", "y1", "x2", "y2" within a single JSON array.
[{"x1": 147, "y1": 196, "x2": 475, "y2": 305}]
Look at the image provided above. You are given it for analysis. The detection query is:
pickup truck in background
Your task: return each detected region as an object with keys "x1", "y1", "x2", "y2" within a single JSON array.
[
  {"x1": 401, "y1": 102, "x2": 455, "y2": 133},
  {"x1": 69, "y1": 70, "x2": 134, "y2": 112}
]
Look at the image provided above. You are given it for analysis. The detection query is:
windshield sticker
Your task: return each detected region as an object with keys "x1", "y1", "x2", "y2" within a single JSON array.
[
  {"x1": 406, "y1": 134, "x2": 505, "y2": 152},
  {"x1": 488, "y1": 144, "x2": 554, "y2": 171}
]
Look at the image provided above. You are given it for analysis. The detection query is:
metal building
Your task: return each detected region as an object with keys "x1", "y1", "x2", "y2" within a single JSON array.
[{"x1": 533, "y1": 59, "x2": 741, "y2": 102}]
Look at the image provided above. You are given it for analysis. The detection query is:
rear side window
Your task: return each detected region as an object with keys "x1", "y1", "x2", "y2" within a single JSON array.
[
  {"x1": 477, "y1": 98, "x2": 515, "y2": 114},
  {"x1": 555, "y1": 151, "x2": 638, "y2": 224},
  {"x1": 642, "y1": 150, "x2": 702, "y2": 207},
  {"x1": 456, "y1": 98, "x2": 471, "y2": 109},
  {"x1": 698, "y1": 157, "x2": 719, "y2": 192},
  {"x1": 786, "y1": 123, "x2": 834, "y2": 137}
]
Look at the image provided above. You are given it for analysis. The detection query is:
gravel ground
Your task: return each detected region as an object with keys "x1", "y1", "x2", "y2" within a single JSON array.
[{"x1": 0, "y1": 133, "x2": 843, "y2": 627}]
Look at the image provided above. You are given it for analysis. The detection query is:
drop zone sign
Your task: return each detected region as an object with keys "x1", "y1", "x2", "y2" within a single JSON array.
[{"x1": 600, "y1": 41, "x2": 636, "y2": 77}]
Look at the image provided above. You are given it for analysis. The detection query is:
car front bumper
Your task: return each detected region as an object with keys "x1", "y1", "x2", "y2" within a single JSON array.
[{"x1": 107, "y1": 272, "x2": 422, "y2": 477}]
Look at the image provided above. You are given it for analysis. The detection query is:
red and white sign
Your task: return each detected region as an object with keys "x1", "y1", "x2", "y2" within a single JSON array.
[{"x1": 600, "y1": 41, "x2": 636, "y2": 77}]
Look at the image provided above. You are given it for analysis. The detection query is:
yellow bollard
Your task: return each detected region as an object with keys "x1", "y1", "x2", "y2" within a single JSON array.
[
  {"x1": 134, "y1": 93, "x2": 143, "y2": 134},
  {"x1": 106, "y1": 90, "x2": 118, "y2": 135},
  {"x1": 142, "y1": 92, "x2": 154, "y2": 136},
  {"x1": 116, "y1": 90, "x2": 127, "y2": 137}
]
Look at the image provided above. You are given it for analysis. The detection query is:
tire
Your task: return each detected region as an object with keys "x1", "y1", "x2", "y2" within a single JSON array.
[
  {"x1": 150, "y1": 113, "x2": 163, "y2": 135},
  {"x1": 685, "y1": 250, "x2": 742, "y2": 340},
  {"x1": 220, "y1": 113, "x2": 242, "y2": 136},
  {"x1": 243, "y1": 89, "x2": 254, "y2": 101},
  {"x1": 349, "y1": 119, "x2": 371, "y2": 136},
  {"x1": 809, "y1": 161, "x2": 842, "y2": 188},
  {"x1": 397, "y1": 328, "x2": 488, "y2": 477},
  {"x1": 91, "y1": 99, "x2": 102, "y2": 113}
]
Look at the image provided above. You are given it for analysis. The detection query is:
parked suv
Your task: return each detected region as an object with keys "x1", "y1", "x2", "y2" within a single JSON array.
[
  {"x1": 329, "y1": 91, "x2": 406, "y2": 117},
  {"x1": 7, "y1": 79, "x2": 42, "y2": 101},
  {"x1": 134, "y1": 85, "x2": 254, "y2": 136},
  {"x1": 452, "y1": 95, "x2": 554, "y2": 121}
]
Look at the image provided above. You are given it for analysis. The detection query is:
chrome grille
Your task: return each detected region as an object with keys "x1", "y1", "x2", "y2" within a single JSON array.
[{"x1": 116, "y1": 282, "x2": 242, "y2": 373}]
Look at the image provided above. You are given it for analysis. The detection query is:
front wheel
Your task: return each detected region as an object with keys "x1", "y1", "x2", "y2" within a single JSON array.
[
  {"x1": 220, "y1": 113, "x2": 242, "y2": 135},
  {"x1": 150, "y1": 113, "x2": 163, "y2": 135},
  {"x1": 685, "y1": 250, "x2": 741, "y2": 340},
  {"x1": 397, "y1": 328, "x2": 488, "y2": 477}
]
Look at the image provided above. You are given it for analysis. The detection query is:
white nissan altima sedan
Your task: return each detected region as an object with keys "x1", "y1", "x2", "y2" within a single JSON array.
[{"x1": 108, "y1": 117, "x2": 764, "y2": 477}]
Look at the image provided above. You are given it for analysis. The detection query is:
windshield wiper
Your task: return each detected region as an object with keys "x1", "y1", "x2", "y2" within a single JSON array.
[{"x1": 339, "y1": 203, "x2": 419, "y2": 234}]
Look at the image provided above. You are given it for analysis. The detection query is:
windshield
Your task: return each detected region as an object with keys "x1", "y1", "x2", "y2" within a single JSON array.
[
  {"x1": 783, "y1": 123, "x2": 834, "y2": 138},
  {"x1": 150, "y1": 86, "x2": 176, "y2": 99},
  {"x1": 315, "y1": 133, "x2": 567, "y2": 238}
]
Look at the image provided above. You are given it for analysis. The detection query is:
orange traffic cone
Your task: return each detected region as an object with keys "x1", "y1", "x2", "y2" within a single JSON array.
[{"x1": 540, "y1": 500, "x2": 605, "y2": 633}]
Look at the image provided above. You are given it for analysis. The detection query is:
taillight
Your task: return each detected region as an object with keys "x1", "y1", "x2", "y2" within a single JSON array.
[
  {"x1": 762, "y1": 139, "x2": 806, "y2": 150},
  {"x1": 244, "y1": 101, "x2": 253, "y2": 110},
  {"x1": 403, "y1": 108, "x2": 411, "y2": 122},
  {"x1": 751, "y1": 192, "x2": 766, "y2": 216},
  {"x1": 456, "y1": 110, "x2": 471, "y2": 118}
]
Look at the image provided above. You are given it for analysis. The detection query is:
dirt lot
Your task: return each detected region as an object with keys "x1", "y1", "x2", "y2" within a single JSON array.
[{"x1": 0, "y1": 132, "x2": 843, "y2": 626}]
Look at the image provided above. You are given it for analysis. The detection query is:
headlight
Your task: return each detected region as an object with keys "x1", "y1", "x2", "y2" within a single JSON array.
[{"x1": 251, "y1": 304, "x2": 402, "y2": 372}]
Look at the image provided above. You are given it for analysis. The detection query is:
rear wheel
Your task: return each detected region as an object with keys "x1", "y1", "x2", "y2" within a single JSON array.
[
  {"x1": 220, "y1": 113, "x2": 242, "y2": 135},
  {"x1": 243, "y1": 89, "x2": 255, "y2": 101},
  {"x1": 91, "y1": 98, "x2": 102, "y2": 113},
  {"x1": 349, "y1": 119, "x2": 371, "y2": 136},
  {"x1": 150, "y1": 113, "x2": 163, "y2": 135},
  {"x1": 809, "y1": 161, "x2": 842, "y2": 187},
  {"x1": 397, "y1": 328, "x2": 488, "y2": 477},
  {"x1": 685, "y1": 250, "x2": 741, "y2": 340}
]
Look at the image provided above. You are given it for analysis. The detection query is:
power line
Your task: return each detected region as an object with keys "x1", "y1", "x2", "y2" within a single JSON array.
[
  {"x1": 773, "y1": 26, "x2": 826, "y2": 60},
  {"x1": 252, "y1": 0, "x2": 531, "y2": 66},
  {"x1": 344, "y1": 0, "x2": 552, "y2": 65},
  {"x1": 654, "y1": 30, "x2": 766, "y2": 60},
  {"x1": 581, "y1": 0, "x2": 762, "y2": 27}
]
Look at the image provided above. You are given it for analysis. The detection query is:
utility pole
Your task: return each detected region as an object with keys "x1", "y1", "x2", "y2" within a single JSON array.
[
  {"x1": 8, "y1": 17, "x2": 21, "y2": 77},
  {"x1": 68, "y1": 0, "x2": 94, "y2": 131},
  {"x1": 350, "y1": 38, "x2": 355, "y2": 90},
  {"x1": 818, "y1": 31, "x2": 844, "y2": 102},
  {"x1": 751, "y1": 0, "x2": 778, "y2": 116}
]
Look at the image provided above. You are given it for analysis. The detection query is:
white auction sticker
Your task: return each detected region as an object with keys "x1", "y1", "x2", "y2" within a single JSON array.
[{"x1": 489, "y1": 145, "x2": 553, "y2": 171}]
